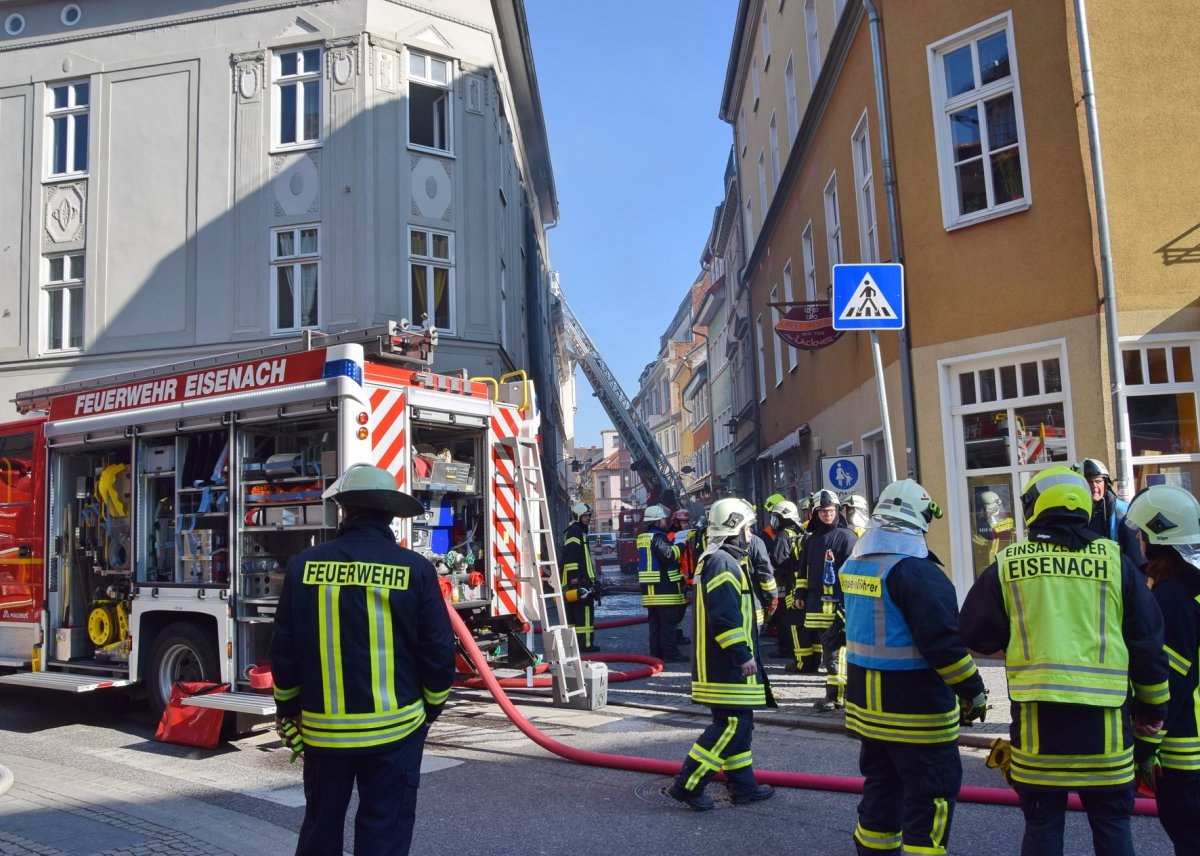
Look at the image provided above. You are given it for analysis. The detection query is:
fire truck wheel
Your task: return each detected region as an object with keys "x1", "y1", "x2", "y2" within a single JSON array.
[{"x1": 147, "y1": 622, "x2": 219, "y2": 717}]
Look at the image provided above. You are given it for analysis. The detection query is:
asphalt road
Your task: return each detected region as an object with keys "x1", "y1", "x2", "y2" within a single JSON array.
[{"x1": 0, "y1": 569, "x2": 1174, "y2": 855}]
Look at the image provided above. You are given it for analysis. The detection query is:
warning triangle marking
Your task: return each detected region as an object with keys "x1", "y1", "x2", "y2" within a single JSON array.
[{"x1": 838, "y1": 272, "x2": 897, "y2": 321}]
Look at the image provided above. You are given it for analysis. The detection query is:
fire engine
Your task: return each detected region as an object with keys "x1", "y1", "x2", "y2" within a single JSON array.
[{"x1": 0, "y1": 323, "x2": 602, "y2": 724}]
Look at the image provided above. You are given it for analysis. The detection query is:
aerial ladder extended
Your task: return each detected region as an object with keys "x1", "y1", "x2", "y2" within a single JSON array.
[{"x1": 553, "y1": 283, "x2": 687, "y2": 510}]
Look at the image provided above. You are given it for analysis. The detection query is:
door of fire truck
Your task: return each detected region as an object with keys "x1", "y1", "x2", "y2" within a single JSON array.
[{"x1": 0, "y1": 419, "x2": 44, "y2": 667}]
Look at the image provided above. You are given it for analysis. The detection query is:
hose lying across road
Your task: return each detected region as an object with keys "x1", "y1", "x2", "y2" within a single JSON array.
[{"x1": 446, "y1": 605, "x2": 1158, "y2": 817}]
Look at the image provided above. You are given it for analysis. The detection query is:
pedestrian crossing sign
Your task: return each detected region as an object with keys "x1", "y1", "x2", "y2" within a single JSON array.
[{"x1": 832, "y1": 263, "x2": 905, "y2": 330}]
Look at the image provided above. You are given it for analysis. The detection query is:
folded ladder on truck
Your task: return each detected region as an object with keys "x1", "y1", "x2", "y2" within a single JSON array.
[{"x1": 503, "y1": 434, "x2": 603, "y2": 709}]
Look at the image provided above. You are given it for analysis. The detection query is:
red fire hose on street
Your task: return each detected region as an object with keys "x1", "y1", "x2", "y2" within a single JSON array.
[{"x1": 447, "y1": 605, "x2": 1158, "y2": 816}]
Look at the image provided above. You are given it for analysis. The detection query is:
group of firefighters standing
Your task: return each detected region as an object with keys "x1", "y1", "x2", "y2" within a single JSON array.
[{"x1": 560, "y1": 460, "x2": 1200, "y2": 855}]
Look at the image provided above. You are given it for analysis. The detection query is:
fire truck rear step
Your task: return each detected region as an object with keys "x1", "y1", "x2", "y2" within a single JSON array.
[{"x1": 0, "y1": 671, "x2": 133, "y2": 692}]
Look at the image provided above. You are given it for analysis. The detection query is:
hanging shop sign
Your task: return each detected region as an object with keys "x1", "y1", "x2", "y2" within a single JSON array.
[{"x1": 774, "y1": 301, "x2": 844, "y2": 351}]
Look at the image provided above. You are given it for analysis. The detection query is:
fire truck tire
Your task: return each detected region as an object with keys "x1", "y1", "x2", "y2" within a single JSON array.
[{"x1": 147, "y1": 622, "x2": 220, "y2": 717}]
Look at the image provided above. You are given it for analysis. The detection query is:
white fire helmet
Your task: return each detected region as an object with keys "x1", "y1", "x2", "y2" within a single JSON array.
[
  {"x1": 872, "y1": 479, "x2": 943, "y2": 533},
  {"x1": 643, "y1": 504, "x2": 670, "y2": 524}
]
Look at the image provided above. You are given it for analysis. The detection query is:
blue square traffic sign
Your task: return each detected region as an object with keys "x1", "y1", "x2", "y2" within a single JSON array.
[{"x1": 832, "y1": 263, "x2": 905, "y2": 330}]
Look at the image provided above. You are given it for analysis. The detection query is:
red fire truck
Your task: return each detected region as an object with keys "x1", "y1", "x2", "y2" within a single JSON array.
[{"x1": 0, "y1": 324, "x2": 598, "y2": 721}]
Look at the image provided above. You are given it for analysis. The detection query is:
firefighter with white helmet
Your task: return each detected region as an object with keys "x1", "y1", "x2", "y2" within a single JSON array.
[
  {"x1": 797, "y1": 489, "x2": 858, "y2": 707},
  {"x1": 638, "y1": 503, "x2": 686, "y2": 662},
  {"x1": 667, "y1": 497, "x2": 776, "y2": 811},
  {"x1": 271, "y1": 464, "x2": 454, "y2": 854},
  {"x1": 561, "y1": 501, "x2": 599, "y2": 652},
  {"x1": 960, "y1": 466, "x2": 1168, "y2": 854},
  {"x1": 770, "y1": 500, "x2": 810, "y2": 668},
  {"x1": 842, "y1": 494, "x2": 870, "y2": 536},
  {"x1": 841, "y1": 478, "x2": 985, "y2": 855},
  {"x1": 1125, "y1": 485, "x2": 1200, "y2": 849}
]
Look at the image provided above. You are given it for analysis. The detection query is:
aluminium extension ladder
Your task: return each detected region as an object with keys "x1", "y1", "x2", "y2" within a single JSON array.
[{"x1": 503, "y1": 434, "x2": 593, "y2": 707}]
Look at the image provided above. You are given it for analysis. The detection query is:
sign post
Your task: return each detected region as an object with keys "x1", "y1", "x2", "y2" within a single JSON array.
[
  {"x1": 821, "y1": 454, "x2": 870, "y2": 505},
  {"x1": 832, "y1": 263, "x2": 905, "y2": 484}
]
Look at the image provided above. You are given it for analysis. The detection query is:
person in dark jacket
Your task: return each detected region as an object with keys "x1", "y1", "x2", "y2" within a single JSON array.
[
  {"x1": 797, "y1": 489, "x2": 859, "y2": 708},
  {"x1": 771, "y1": 500, "x2": 813, "y2": 669},
  {"x1": 1125, "y1": 485, "x2": 1200, "y2": 852},
  {"x1": 638, "y1": 503, "x2": 686, "y2": 662},
  {"x1": 668, "y1": 497, "x2": 776, "y2": 811},
  {"x1": 843, "y1": 478, "x2": 987, "y2": 856},
  {"x1": 1074, "y1": 457, "x2": 1142, "y2": 565},
  {"x1": 960, "y1": 466, "x2": 1168, "y2": 856},
  {"x1": 271, "y1": 464, "x2": 455, "y2": 856},
  {"x1": 561, "y1": 501, "x2": 599, "y2": 652}
]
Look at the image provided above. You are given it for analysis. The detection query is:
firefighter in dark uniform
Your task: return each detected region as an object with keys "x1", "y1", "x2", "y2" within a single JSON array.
[
  {"x1": 960, "y1": 466, "x2": 1168, "y2": 855},
  {"x1": 771, "y1": 500, "x2": 811, "y2": 668},
  {"x1": 668, "y1": 497, "x2": 776, "y2": 810},
  {"x1": 1125, "y1": 485, "x2": 1200, "y2": 852},
  {"x1": 748, "y1": 526, "x2": 778, "y2": 630},
  {"x1": 271, "y1": 464, "x2": 455, "y2": 856},
  {"x1": 638, "y1": 503, "x2": 686, "y2": 662},
  {"x1": 798, "y1": 489, "x2": 859, "y2": 708},
  {"x1": 842, "y1": 479, "x2": 987, "y2": 856},
  {"x1": 670, "y1": 508, "x2": 696, "y2": 645},
  {"x1": 561, "y1": 501, "x2": 599, "y2": 652}
]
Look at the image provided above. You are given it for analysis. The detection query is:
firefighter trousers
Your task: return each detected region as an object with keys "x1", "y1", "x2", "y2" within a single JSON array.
[
  {"x1": 675, "y1": 707, "x2": 758, "y2": 797},
  {"x1": 1015, "y1": 785, "x2": 1134, "y2": 856},
  {"x1": 296, "y1": 728, "x2": 426, "y2": 856},
  {"x1": 565, "y1": 600, "x2": 594, "y2": 648},
  {"x1": 854, "y1": 738, "x2": 962, "y2": 856},
  {"x1": 647, "y1": 604, "x2": 683, "y2": 660},
  {"x1": 820, "y1": 620, "x2": 846, "y2": 701},
  {"x1": 1157, "y1": 770, "x2": 1200, "y2": 856}
]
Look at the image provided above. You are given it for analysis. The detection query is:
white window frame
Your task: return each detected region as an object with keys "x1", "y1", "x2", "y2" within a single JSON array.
[
  {"x1": 45, "y1": 80, "x2": 89, "y2": 178},
  {"x1": 1120, "y1": 335, "x2": 1200, "y2": 488},
  {"x1": 768, "y1": 112, "x2": 781, "y2": 191},
  {"x1": 861, "y1": 427, "x2": 886, "y2": 501},
  {"x1": 757, "y1": 151, "x2": 769, "y2": 219},
  {"x1": 851, "y1": 111, "x2": 880, "y2": 263},
  {"x1": 751, "y1": 53, "x2": 761, "y2": 110},
  {"x1": 272, "y1": 46, "x2": 322, "y2": 150},
  {"x1": 756, "y1": 314, "x2": 767, "y2": 403},
  {"x1": 784, "y1": 53, "x2": 799, "y2": 140},
  {"x1": 42, "y1": 252, "x2": 84, "y2": 352},
  {"x1": 783, "y1": 261, "x2": 797, "y2": 371},
  {"x1": 407, "y1": 49, "x2": 454, "y2": 154},
  {"x1": 409, "y1": 227, "x2": 456, "y2": 334},
  {"x1": 762, "y1": 9, "x2": 772, "y2": 69},
  {"x1": 824, "y1": 172, "x2": 842, "y2": 278},
  {"x1": 739, "y1": 109, "x2": 748, "y2": 158},
  {"x1": 770, "y1": 285, "x2": 783, "y2": 387},
  {"x1": 938, "y1": 339, "x2": 1073, "y2": 598},
  {"x1": 804, "y1": 0, "x2": 821, "y2": 92},
  {"x1": 270, "y1": 224, "x2": 321, "y2": 333},
  {"x1": 499, "y1": 258, "x2": 508, "y2": 349},
  {"x1": 927, "y1": 12, "x2": 1031, "y2": 230},
  {"x1": 801, "y1": 221, "x2": 818, "y2": 301}
]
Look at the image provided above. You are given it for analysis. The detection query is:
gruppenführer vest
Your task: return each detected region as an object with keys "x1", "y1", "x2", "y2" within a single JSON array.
[
  {"x1": 998, "y1": 538, "x2": 1127, "y2": 706},
  {"x1": 844, "y1": 553, "x2": 931, "y2": 672}
]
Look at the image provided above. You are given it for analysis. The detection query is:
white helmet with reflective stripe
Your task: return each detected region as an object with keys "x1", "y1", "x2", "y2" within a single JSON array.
[
  {"x1": 773, "y1": 500, "x2": 802, "y2": 526},
  {"x1": 872, "y1": 479, "x2": 943, "y2": 533},
  {"x1": 572, "y1": 502, "x2": 593, "y2": 520},
  {"x1": 643, "y1": 504, "x2": 670, "y2": 523},
  {"x1": 1126, "y1": 485, "x2": 1200, "y2": 571},
  {"x1": 707, "y1": 497, "x2": 754, "y2": 539}
]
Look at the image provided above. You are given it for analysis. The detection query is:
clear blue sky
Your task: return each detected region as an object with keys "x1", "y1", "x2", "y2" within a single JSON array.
[{"x1": 524, "y1": 3, "x2": 737, "y2": 448}]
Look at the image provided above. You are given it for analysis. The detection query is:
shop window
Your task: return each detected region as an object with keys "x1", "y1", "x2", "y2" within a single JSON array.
[{"x1": 1125, "y1": 341, "x2": 1200, "y2": 493}]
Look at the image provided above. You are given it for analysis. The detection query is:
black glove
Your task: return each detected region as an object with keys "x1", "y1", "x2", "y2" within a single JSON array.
[
  {"x1": 960, "y1": 690, "x2": 989, "y2": 725},
  {"x1": 425, "y1": 702, "x2": 445, "y2": 727}
]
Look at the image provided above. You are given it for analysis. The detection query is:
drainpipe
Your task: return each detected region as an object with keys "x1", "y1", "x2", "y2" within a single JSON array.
[
  {"x1": 863, "y1": 0, "x2": 919, "y2": 480},
  {"x1": 1072, "y1": 0, "x2": 1129, "y2": 492}
]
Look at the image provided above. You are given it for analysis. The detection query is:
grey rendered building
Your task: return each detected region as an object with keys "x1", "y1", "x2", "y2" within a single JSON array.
[{"x1": 0, "y1": 0, "x2": 565, "y2": 470}]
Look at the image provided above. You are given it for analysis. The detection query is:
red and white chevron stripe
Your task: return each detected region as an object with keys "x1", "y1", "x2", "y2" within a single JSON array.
[
  {"x1": 370, "y1": 386, "x2": 408, "y2": 489},
  {"x1": 490, "y1": 404, "x2": 524, "y2": 621}
]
